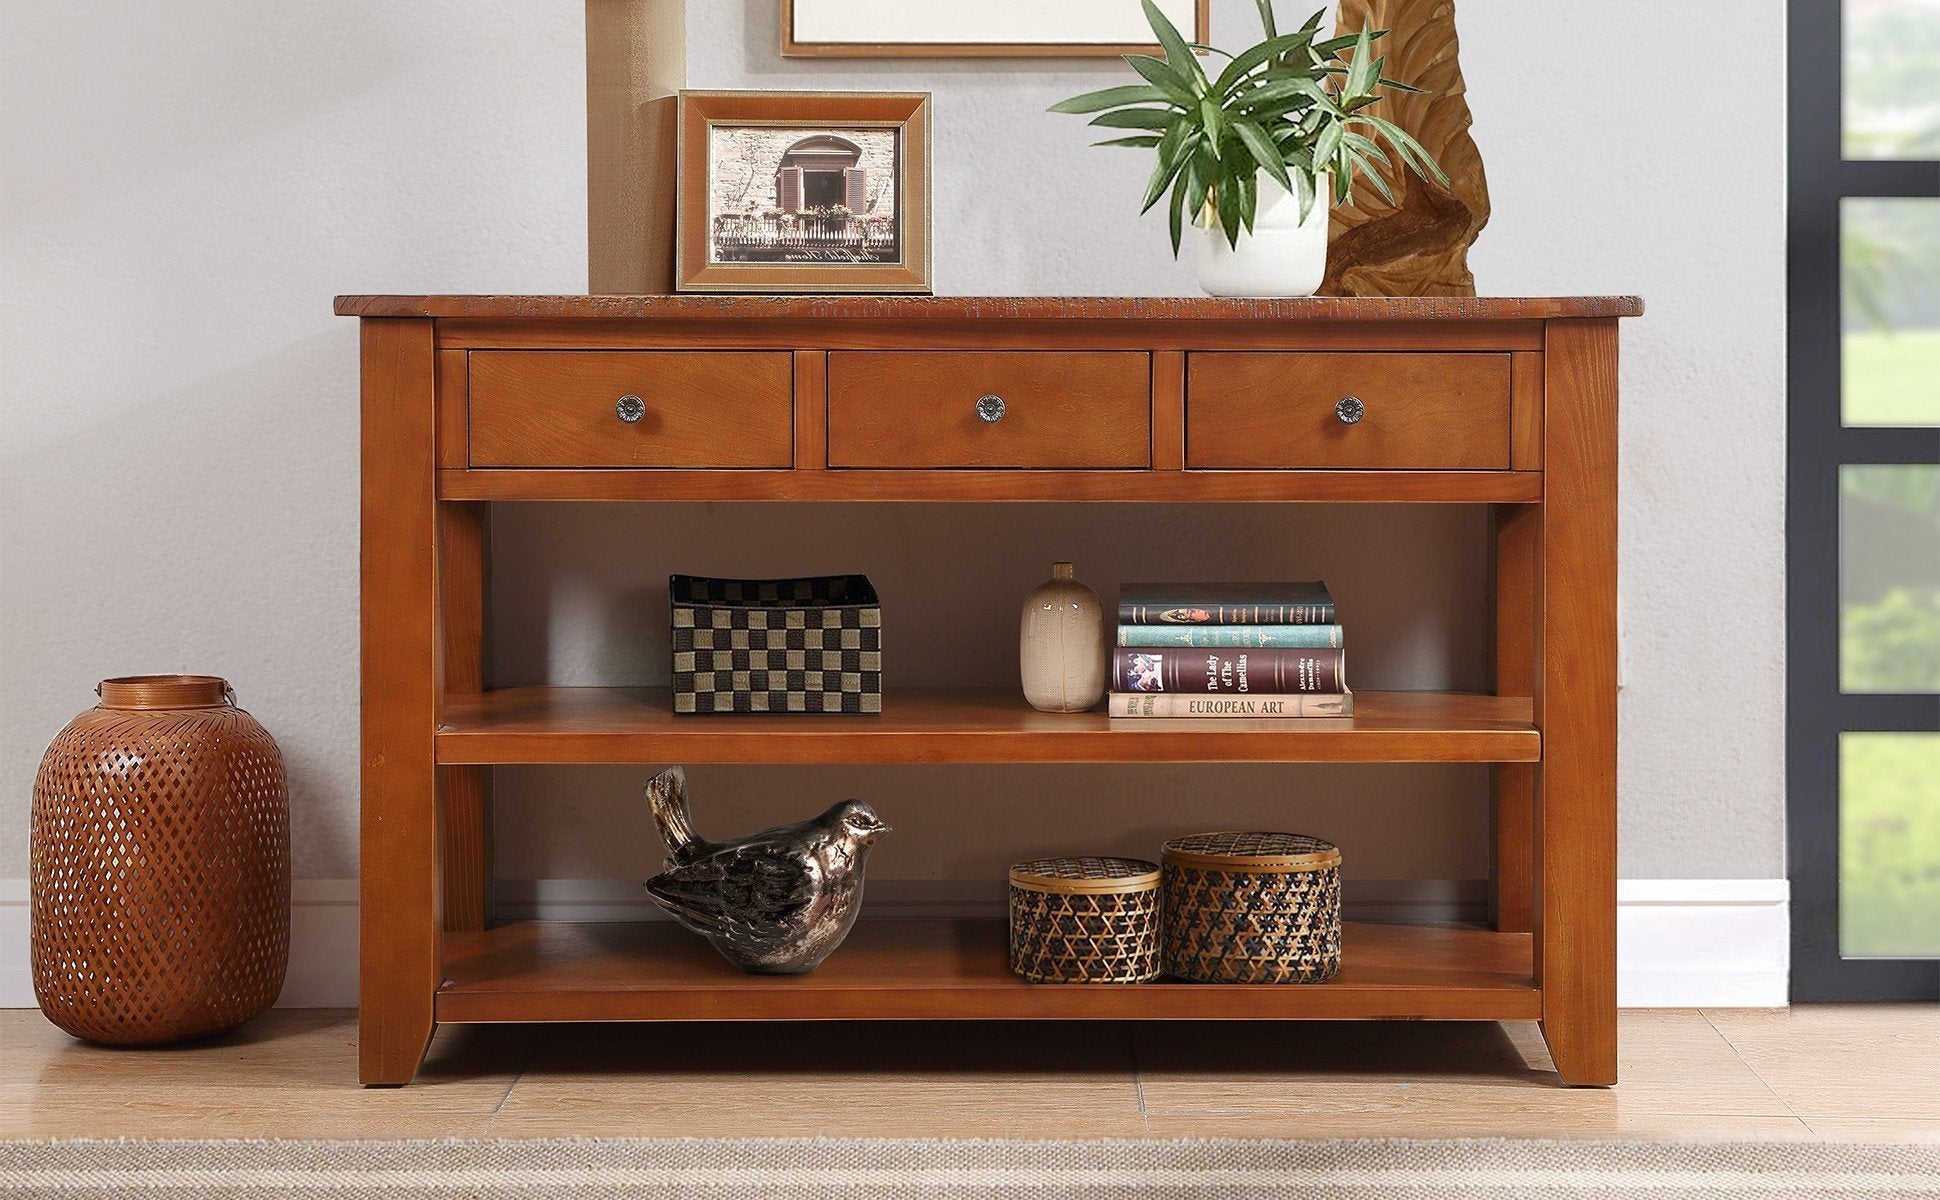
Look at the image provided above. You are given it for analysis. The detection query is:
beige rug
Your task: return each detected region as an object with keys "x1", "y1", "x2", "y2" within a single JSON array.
[{"x1": 1, "y1": 1138, "x2": 1935, "y2": 1199}]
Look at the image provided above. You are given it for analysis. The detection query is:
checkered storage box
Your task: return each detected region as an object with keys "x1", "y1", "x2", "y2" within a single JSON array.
[{"x1": 670, "y1": 575, "x2": 882, "y2": 714}]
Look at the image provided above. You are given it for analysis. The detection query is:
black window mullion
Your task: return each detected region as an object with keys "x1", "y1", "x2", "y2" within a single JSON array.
[
  {"x1": 1835, "y1": 427, "x2": 1940, "y2": 462},
  {"x1": 1837, "y1": 693, "x2": 1940, "y2": 732},
  {"x1": 1839, "y1": 160, "x2": 1940, "y2": 196}
]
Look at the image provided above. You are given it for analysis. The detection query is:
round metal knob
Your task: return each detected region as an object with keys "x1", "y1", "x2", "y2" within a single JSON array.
[
  {"x1": 976, "y1": 394, "x2": 1006, "y2": 423},
  {"x1": 1335, "y1": 395, "x2": 1365, "y2": 425},
  {"x1": 616, "y1": 394, "x2": 646, "y2": 424}
]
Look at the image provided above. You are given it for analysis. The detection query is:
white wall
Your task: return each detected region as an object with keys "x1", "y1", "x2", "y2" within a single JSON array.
[
  {"x1": 1454, "y1": 2, "x2": 1787, "y2": 877},
  {"x1": 0, "y1": 1, "x2": 586, "y2": 879},
  {"x1": 1, "y1": 0, "x2": 1786, "y2": 886}
]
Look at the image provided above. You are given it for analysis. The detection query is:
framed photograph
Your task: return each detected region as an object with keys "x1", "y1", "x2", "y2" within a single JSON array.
[
  {"x1": 782, "y1": 0, "x2": 1210, "y2": 58},
  {"x1": 676, "y1": 91, "x2": 932, "y2": 294}
]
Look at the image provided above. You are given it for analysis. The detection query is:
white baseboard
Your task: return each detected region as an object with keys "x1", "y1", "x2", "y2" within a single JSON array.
[
  {"x1": 1616, "y1": 878, "x2": 1791, "y2": 1008},
  {"x1": 0, "y1": 877, "x2": 1790, "y2": 1011}
]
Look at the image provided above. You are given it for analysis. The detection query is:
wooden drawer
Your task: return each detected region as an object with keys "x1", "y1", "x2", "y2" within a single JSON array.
[
  {"x1": 468, "y1": 351, "x2": 794, "y2": 468},
  {"x1": 1186, "y1": 352, "x2": 1512, "y2": 470},
  {"x1": 826, "y1": 352, "x2": 1150, "y2": 469}
]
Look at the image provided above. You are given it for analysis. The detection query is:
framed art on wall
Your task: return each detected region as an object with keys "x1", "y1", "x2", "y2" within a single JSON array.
[
  {"x1": 781, "y1": 0, "x2": 1209, "y2": 58},
  {"x1": 676, "y1": 91, "x2": 932, "y2": 294}
]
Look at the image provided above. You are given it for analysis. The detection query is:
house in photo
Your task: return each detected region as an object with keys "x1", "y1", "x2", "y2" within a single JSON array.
[{"x1": 708, "y1": 127, "x2": 899, "y2": 264}]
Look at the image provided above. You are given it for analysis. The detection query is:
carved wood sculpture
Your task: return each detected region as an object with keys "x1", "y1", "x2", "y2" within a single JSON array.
[{"x1": 1323, "y1": 0, "x2": 1489, "y2": 297}]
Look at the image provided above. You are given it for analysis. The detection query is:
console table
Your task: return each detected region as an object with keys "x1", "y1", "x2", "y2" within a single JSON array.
[{"x1": 338, "y1": 294, "x2": 1639, "y2": 1087}]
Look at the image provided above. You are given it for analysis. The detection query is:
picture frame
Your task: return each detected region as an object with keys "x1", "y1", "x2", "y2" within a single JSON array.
[
  {"x1": 675, "y1": 90, "x2": 933, "y2": 295},
  {"x1": 781, "y1": 0, "x2": 1210, "y2": 58}
]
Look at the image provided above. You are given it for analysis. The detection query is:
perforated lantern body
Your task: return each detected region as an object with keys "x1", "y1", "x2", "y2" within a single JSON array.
[{"x1": 31, "y1": 676, "x2": 290, "y2": 1045}]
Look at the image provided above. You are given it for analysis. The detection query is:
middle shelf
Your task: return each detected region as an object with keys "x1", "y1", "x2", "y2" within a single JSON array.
[{"x1": 437, "y1": 687, "x2": 1539, "y2": 765}]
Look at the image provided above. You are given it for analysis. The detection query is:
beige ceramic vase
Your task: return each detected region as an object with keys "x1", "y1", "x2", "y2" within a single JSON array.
[{"x1": 1019, "y1": 562, "x2": 1107, "y2": 713}]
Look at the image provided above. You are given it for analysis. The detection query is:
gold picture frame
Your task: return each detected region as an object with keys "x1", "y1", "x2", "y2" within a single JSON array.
[{"x1": 675, "y1": 91, "x2": 932, "y2": 294}]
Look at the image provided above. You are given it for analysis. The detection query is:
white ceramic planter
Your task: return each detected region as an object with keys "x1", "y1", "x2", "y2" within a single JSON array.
[{"x1": 1195, "y1": 174, "x2": 1329, "y2": 298}]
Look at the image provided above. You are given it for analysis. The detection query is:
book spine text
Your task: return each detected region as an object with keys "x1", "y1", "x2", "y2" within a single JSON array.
[
  {"x1": 1116, "y1": 601, "x2": 1335, "y2": 626},
  {"x1": 1111, "y1": 648, "x2": 1345, "y2": 694},
  {"x1": 1117, "y1": 624, "x2": 1344, "y2": 649},
  {"x1": 1107, "y1": 693, "x2": 1353, "y2": 718}
]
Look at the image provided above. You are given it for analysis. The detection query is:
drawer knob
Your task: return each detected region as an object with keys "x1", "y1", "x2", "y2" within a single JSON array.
[
  {"x1": 616, "y1": 394, "x2": 646, "y2": 424},
  {"x1": 976, "y1": 394, "x2": 1006, "y2": 423},
  {"x1": 1335, "y1": 396, "x2": 1365, "y2": 425}
]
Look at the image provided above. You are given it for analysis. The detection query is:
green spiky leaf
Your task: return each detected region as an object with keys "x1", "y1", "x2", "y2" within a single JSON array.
[
  {"x1": 1345, "y1": 26, "x2": 1376, "y2": 96},
  {"x1": 1291, "y1": 161, "x2": 1317, "y2": 223},
  {"x1": 1314, "y1": 28, "x2": 1387, "y2": 59},
  {"x1": 1142, "y1": 0, "x2": 1207, "y2": 91},
  {"x1": 1167, "y1": 171, "x2": 1188, "y2": 254},
  {"x1": 1253, "y1": 0, "x2": 1278, "y2": 39},
  {"x1": 1233, "y1": 118, "x2": 1292, "y2": 192},
  {"x1": 1212, "y1": 31, "x2": 1323, "y2": 98},
  {"x1": 1122, "y1": 54, "x2": 1197, "y2": 105},
  {"x1": 1140, "y1": 123, "x2": 1194, "y2": 212},
  {"x1": 1087, "y1": 107, "x2": 1176, "y2": 130},
  {"x1": 1048, "y1": 84, "x2": 1175, "y2": 114}
]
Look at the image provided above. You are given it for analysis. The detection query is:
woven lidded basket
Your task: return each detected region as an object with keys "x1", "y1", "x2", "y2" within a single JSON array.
[
  {"x1": 1161, "y1": 832, "x2": 1341, "y2": 984},
  {"x1": 31, "y1": 676, "x2": 290, "y2": 1044},
  {"x1": 670, "y1": 574, "x2": 882, "y2": 714},
  {"x1": 1008, "y1": 857, "x2": 1162, "y2": 984}
]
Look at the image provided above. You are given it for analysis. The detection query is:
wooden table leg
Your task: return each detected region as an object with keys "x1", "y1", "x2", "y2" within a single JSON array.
[
  {"x1": 360, "y1": 318, "x2": 443, "y2": 1085},
  {"x1": 439, "y1": 502, "x2": 492, "y2": 934},
  {"x1": 1491, "y1": 503, "x2": 1539, "y2": 934},
  {"x1": 1535, "y1": 319, "x2": 1620, "y2": 1086}
]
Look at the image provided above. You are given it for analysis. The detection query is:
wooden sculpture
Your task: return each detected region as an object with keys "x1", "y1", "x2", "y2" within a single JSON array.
[{"x1": 1323, "y1": 0, "x2": 1489, "y2": 297}]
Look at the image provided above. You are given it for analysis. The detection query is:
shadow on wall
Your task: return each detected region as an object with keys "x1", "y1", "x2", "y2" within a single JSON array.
[
  {"x1": 488, "y1": 502, "x2": 1492, "y2": 881},
  {"x1": 495, "y1": 760, "x2": 1493, "y2": 883},
  {"x1": 489, "y1": 503, "x2": 1490, "y2": 690}
]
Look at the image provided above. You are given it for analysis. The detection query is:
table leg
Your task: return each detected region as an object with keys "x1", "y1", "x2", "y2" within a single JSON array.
[
  {"x1": 360, "y1": 318, "x2": 442, "y2": 1085},
  {"x1": 1535, "y1": 319, "x2": 1620, "y2": 1087}
]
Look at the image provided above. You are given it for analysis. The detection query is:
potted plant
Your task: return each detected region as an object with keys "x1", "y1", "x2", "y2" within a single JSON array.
[{"x1": 1052, "y1": 0, "x2": 1449, "y2": 297}]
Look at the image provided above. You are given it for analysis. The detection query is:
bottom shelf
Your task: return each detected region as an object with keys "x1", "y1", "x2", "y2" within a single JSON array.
[{"x1": 437, "y1": 920, "x2": 1539, "y2": 1023}]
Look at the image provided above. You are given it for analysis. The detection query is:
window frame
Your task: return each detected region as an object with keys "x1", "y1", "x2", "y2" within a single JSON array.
[{"x1": 1785, "y1": 0, "x2": 1940, "y2": 1000}]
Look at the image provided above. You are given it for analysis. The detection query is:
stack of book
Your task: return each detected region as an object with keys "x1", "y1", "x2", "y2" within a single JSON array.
[{"x1": 1106, "y1": 582, "x2": 1353, "y2": 719}]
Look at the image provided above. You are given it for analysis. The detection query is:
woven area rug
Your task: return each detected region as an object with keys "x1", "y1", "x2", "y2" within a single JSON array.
[{"x1": 2, "y1": 1138, "x2": 1936, "y2": 1199}]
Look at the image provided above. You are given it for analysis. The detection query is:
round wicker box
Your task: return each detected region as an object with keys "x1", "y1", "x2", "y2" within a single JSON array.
[
  {"x1": 1161, "y1": 832, "x2": 1342, "y2": 984},
  {"x1": 1008, "y1": 857, "x2": 1162, "y2": 984}
]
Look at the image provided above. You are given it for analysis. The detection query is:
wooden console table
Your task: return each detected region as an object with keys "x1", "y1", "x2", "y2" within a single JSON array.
[{"x1": 338, "y1": 294, "x2": 1639, "y2": 1087}]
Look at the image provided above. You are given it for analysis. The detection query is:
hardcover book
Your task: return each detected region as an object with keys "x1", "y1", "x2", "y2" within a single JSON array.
[
  {"x1": 1108, "y1": 692, "x2": 1353, "y2": 718},
  {"x1": 1117, "y1": 623, "x2": 1343, "y2": 649},
  {"x1": 1117, "y1": 582, "x2": 1335, "y2": 626},
  {"x1": 1111, "y1": 647, "x2": 1345, "y2": 694}
]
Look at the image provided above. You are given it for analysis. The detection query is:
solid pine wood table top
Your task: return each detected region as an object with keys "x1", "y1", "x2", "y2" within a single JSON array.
[{"x1": 334, "y1": 294, "x2": 1645, "y2": 321}]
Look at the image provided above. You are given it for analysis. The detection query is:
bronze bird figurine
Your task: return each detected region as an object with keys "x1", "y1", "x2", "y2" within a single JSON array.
[{"x1": 642, "y1": 766, "x2": 891, "y2": 975}]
